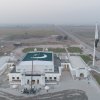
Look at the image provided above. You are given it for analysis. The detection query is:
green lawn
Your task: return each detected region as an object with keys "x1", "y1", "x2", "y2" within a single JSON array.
[
  {"x1": 22, "y1": 48, "x2": 43, "y2": 53},
  {"x1": 23, "y1": 47, "x2": 66, "y2": 53},
  {"x1": 93, "y1": 74, "x2": 100, "y2": 85},
  {"x1": 67, "y1": 47, "x2": 82, "y2": 53},
  {"x1": 80, "y1": 55, "x2": 92, "y2": 64},
  {"x1": 48, "y1": 48, "x2": 66, "y2": 53}
]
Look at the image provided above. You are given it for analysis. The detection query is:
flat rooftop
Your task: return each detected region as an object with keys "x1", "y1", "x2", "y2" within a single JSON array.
[
  {"x1": 22, "y1": 52, "x2": 53, "y2": 61},
  {"x1": 69, "y1": 56, "x2": 87, "y2": 69}
]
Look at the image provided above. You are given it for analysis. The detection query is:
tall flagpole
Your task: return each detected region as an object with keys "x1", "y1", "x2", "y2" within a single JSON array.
[
  {"x1": 93, "y1": 24, "x2": 99, "y2": 67},
  {"x1": 93, "y1": 42, "x2": 96, "y2": 66}
]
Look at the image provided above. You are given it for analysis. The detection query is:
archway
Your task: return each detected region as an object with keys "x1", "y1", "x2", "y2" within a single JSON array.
[{"x1": 80, "y1": 73, "x2": 84, "y2": 78}]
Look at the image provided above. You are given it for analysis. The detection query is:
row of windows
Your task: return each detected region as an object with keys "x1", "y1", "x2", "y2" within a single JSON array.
[
  {"x1": 27, "y1": 80, "x2": 39, "y2": 84},
  {"x1": 45, "y1": 69, "x2": 52, "y2": 71},
  {"x1": 45, "y1": 77, "x2": 56, "y2": 80},
  {"x1": 12, "y1": 76, "x2": 57, "y2": 81},
  {"x1": 12, "y1": 77, "x2": 19, "y2": 80}
]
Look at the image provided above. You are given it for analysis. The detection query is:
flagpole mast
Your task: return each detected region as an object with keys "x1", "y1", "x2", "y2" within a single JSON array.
[
  {"x1": 93, "y1": 24, "x2": 99, "y2": 67},
  {"x1": 93, "y1": 41, "x2": 96, "y2": 66}
]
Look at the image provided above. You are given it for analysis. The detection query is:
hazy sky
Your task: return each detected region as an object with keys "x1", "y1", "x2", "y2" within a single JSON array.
[{"x1": 0, "y1": 0, "x2": 100, "y2": 25}]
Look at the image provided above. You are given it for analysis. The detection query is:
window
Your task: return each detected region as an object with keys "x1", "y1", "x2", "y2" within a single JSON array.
[
  {"x1": 49, "y1": 77, "x2": 52, "y2": 80},
  {"x1": 17, "y1": 77, "x2": 19, "y2": 80},
  {"x1": 45, "y1": 69, "x2": 47, "y2": 71},
  {"x1": 27, "y1": 80, "x2": 29, "y2": 84},
  {"x1": 12, "y1": 77, "x2": 15, "y2": 80},
  {"x1": 67, "y1": 64, "x2": 69, "y2": 67},
  {"x1": 49, "y1": 69, "x2": 52, "y2": 71},
  {"x1": 54, "y1": 77, "x2": 56, "y2": 80},
  {"x1": 45, "y1": 77, "x2": 47, "y2": 80},
  {"x1": 32, "y1": 80, "x2": 35, "y2": 84},
  {"x1": 37, "y1": 80, "x2": 39, "y2": 84}
]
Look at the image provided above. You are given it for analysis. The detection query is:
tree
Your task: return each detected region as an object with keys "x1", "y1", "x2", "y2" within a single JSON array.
[{"x1": 56, "y1": 35, "x2": 63, "y2": 41}]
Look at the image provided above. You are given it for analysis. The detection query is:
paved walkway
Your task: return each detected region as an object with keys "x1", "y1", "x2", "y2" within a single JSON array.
[{"x1": 44, "y1": 71, "x2": 100, "y2": 100}]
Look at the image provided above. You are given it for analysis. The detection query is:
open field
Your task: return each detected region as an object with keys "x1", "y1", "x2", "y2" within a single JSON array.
[
  {"x1": 0, "y1": 26, "x2": 61, "y2": 37},
  {"x1": 0, "y1": 26, "x2": 61, "y2": 40},
  {"x1": 61, "y1": 25, "x2": 100, "y2": 51},
  {"x1": 0, "y1": 25, "x2": 77, "y2": 56}
]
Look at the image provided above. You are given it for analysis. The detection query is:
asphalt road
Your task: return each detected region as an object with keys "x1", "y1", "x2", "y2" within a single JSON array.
[
  {"x1": 0, "y1": 89, "x2": 88, "y2": 100},
  {"x1": 20, "y1": 89, "x2": 88, "y2": 100},
  {"x1": 58, "y1": 26, "x2": 100, "y2": 59}
]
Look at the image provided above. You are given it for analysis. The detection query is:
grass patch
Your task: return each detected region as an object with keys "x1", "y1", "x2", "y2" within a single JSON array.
[
  {"x1": 23, "y1": 48, "x2": 42, "y2": 53},
  {"x1": 48, "y1": 48, "x2": 66, "y2": 53},
  {"x1": 67, "y1": 47, "x2": 82, "y2": 53},
  {"x1": 23, "y1": 47, "x2": 66, "y2": 53},
  {"x1": 80, "y1": 55, "x2": 92, "y2": 64},
  {"x1": 93, "y1": 74, "x2": 100, "y2": 85}
]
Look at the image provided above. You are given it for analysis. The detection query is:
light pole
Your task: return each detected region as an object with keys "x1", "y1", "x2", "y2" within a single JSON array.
[{"x1": 31, "y1": 60, "x2": 33, "y2": 90}]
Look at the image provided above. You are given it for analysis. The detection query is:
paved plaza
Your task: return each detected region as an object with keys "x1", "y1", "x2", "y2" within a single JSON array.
[{"x1": 0, "y1": 71, "x2": 100, "y2": 100}]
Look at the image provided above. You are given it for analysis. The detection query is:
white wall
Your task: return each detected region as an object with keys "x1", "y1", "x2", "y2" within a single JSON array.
[
  {"x1": 45, "y1": 73, "x2": 61, "y2": 81},
  {"x1": 21, "y1": 75, "x2": 45, "y2": 86},
  {"x1": 0, "y1": 62, "x2": 14, "y2": 75},
  {"x1": 8, "y1": 73, "x2": 21, "y2": 82},
  {"x1": 76, "y1": 68, "x2": 89, "y2": 77},
  {"x1": 8, "y1": 73, "x2": 45, "y2": 86}
]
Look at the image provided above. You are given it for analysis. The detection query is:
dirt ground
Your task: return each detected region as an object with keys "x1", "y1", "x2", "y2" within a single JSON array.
[
  {"x1": 61, "y1": 25, "x2": 100, "y2": 51},
  {"x1": 0, "y1": 26, "x2": 78, "y2": 56}
]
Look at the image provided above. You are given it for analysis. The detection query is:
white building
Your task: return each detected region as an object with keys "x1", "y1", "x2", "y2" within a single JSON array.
[
  {"x1": 8, "y1": 51, "x2": 90, "y2": 88},
  {"x1": 69, "y1": 56, "x2": 89, "y2": 78},
  {"x1": 8, "y1": 51, "x2": 63, "y2": 87}
]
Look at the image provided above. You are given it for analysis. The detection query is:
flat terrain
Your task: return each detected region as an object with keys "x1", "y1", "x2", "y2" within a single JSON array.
[
  {"x1": 0, "y1": 25, "x2": 76, "y2": 56},
  {"x1": 0, "y1": 89, "x2": 88, "y2": 100},
  {"x1": 21, "y1": 90, "x2": 88, "y2": 100},
  {"x1": 61, "y1": 25, "x2": 100, "y2": 51},
  {"x1": 0, "y1": 25, "x2": 100, "y2": 100}
]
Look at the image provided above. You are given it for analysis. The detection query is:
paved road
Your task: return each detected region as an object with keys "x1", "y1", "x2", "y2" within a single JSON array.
[
  {"x1": 21, "y1": 89, "x2": 88, "y2": 100},
  {"x1": 57, "y1": 26, "x2": 100, "y2": 59},
  {"x1": 0, "y1": 89, "x2": 88, "y2": 100}
]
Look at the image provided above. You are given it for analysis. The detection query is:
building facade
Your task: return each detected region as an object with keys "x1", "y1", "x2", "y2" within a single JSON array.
[
  {"x1": 8, "y1": 51, "x2": 90, "y2": 88},
  {"x1": 8, "y1": 51, "x2": 63, "y2": 87}
]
